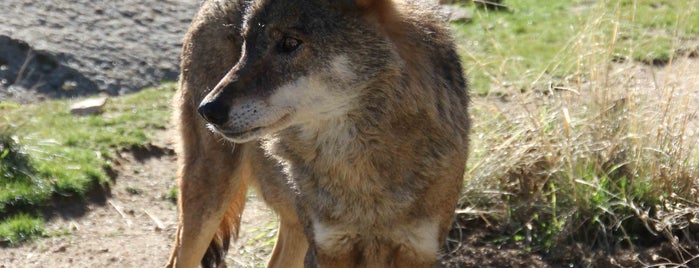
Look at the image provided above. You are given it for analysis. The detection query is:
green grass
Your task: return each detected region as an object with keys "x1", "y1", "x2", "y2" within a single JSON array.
[
  {"x1": 0, "y1": 83, "x2": 175, "y2": 244},
  {"x1": 452, "y1": 0, "x2": 699, "y2": 95}
]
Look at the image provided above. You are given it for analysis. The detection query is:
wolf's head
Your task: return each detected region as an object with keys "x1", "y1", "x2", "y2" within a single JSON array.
[{"x1": 198, "y1": 0, "x2": 401, "y2": 143}]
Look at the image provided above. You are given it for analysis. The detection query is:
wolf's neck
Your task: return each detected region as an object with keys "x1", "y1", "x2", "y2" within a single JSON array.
[
  {"x1": 269, "y1": 101, "x2": 431, "y2": 181},
  {"x1": 275, "y1": 116, "x2": 362, "y2": 163}
]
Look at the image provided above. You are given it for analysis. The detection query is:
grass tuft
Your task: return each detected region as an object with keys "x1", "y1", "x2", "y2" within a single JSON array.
[
  {"x1": 166, "y1": 186, "x2": 178, "y2": 204},
  {"x1": 0, "y1": 214, "x2": 45, "y2": 246}
]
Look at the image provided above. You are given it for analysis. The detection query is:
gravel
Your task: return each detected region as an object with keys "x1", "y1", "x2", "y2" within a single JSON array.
[{"x1": 0, "y1": 0, "x2": 200, "y2": 103}]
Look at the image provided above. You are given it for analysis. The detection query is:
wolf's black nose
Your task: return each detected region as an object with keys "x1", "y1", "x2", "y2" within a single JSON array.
[{"x1": 198, "y1": 100, "x2": 230, "y2": 126}]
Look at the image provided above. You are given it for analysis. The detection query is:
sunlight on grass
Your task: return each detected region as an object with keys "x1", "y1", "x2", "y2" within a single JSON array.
[{"x1": 452, "y1": 0, "x2": 699, "y2": 95}]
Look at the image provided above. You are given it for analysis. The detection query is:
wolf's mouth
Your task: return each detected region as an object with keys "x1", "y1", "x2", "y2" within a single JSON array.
[
  {"x1": 215, "y1": 112, "x2": 292, "y2": 142},
  {"x1": 227, "y1": 126, "x2": 262, "y2": 137}
]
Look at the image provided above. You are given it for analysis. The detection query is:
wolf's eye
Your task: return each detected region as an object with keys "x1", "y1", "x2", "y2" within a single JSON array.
[{"x1": 278, "y1": 37, "x2": 302, "y2": 53}]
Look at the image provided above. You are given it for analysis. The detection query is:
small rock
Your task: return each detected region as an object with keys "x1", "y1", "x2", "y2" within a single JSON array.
[
  {"x1": 52, "y1": 244, "x2": 68, "y2": 253},
  {"x1": 61, "y1": 80, "x2": 77, "y2": 91},
  {"x1": 70, "y1": 96, "x2": 108, "y2": 115},
  {"x1": 99, "y1": 248, "x2": 109, "y2": 253},
  {"x1": 440, "y1": 5, "x2": 473, "y2": 23}
]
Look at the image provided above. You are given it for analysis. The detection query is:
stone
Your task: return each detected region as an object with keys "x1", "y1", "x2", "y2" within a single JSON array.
[{"x1": 70, "y1": 96, "x2": 108, "y2": 115}]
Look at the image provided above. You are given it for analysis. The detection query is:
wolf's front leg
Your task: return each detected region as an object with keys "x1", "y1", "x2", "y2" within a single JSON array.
[{"x1": 165, "y1": 106, "x2": 250, "y2": 268}]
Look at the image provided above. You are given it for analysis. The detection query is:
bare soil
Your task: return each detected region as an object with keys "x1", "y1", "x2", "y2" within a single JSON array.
[{"x1": 0, "y1": 0, "x2": 198, "y2": 103}]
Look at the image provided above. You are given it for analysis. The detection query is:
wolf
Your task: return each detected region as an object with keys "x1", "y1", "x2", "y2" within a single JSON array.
[{"x1": 165, "y1": 0, "x2": 470, "y2": 267}]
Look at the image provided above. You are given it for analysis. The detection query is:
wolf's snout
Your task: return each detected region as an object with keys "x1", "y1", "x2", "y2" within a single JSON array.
[{"x1": 198, "y1": 99, "x2": 229, "y2": 125}]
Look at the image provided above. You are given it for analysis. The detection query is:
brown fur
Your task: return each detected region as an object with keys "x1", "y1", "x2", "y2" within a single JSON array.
[{"x1": 166, "y1": 0, "x2": 469, "y2": 267}]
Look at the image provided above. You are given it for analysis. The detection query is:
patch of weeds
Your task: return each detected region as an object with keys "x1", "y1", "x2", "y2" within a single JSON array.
[
  {"x1": 166, "y1": 186, "x2": 178, "y2": 204},
  {"x1": 126, "y1": 186, "x2": 144, "y2": 195},
  {"x1": 248, "y1": 223, "x2": 278, "y2": 249}
]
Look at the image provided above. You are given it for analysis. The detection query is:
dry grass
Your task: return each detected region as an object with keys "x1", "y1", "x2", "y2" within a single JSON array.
[{"x1": 453, "y1": 0, "x2": 699, "y2": 265}]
